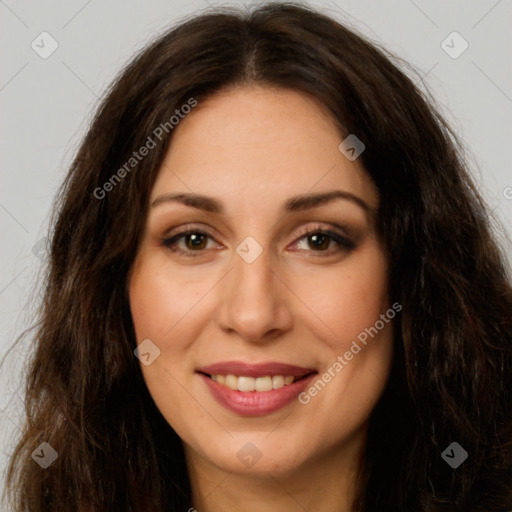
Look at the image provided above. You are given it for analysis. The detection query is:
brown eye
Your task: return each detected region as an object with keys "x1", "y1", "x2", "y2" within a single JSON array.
[
  {"x1": 162, "y1": 230, "x2": 217, "y2": 255},
  {"x1": 306, "y1": 233, "x2": 332, "y2": 251},
  {"x1": 182, "y1": 233, "x2": 208, "y2": 250},
  {"x1": 293, "y1": 229, "x2": 356, "y2": 254}
]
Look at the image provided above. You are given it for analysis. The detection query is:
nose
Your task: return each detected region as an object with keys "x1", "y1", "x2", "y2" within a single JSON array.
[{"x1": 216, "y1": 246, "x2": 293, "y2": 344}]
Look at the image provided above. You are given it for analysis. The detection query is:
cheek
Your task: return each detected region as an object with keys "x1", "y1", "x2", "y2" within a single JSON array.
[
  {"x1": 291, "y1": 242, "x2": 390, "y2": 351},
  {"x1": 128, "y1": 254, "x2": 219, "y2": 403},
  {"x1": 128, "y1": 256, "x2": 206, "y2": 435},
  {"x1": 129, "y1": 255, "x2": 209, "y2": 342},
  {"x1": 294, "y1": 244, "x2": 394, "y2": 426}
]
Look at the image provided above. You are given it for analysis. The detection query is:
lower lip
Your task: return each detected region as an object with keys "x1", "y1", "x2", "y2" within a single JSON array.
[{"x1": 199, "y1": 373, "x2": 316, "y2": 416}]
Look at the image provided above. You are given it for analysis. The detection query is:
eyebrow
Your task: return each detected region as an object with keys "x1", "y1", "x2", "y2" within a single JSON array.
[{"x1": 150, "y1": 190, "x2": 371, "y2": 214}]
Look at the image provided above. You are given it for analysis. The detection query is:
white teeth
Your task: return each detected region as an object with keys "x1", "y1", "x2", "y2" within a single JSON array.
[
  {"x1": 272, "y1": 375, "x2": 284, "y2": 389},
  {"x1": 225, "y1": 374, "x2": 238, "y2": 390},
  {"x1": 210, "y1": 374, "x2": 299, "y2": 392},
  {"x1": 255, "y1": 376, "x2": 273, "y2": 392},
  {"x1": 238, "y1": 376, "x2": 255, "y2": 392}
]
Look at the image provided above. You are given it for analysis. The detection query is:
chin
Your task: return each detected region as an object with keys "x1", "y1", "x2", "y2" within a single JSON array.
[{"x1": 194, "y1": 434, "x2": 314, "y2": 477}]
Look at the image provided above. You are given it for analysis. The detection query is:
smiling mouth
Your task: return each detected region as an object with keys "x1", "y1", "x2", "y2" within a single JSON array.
[
  {"x1": 196, "y1": 361, "x2": 318, "y2": 415},
  {"x1": 199, "y1": 373, "x2": 313, "y2": 392}
]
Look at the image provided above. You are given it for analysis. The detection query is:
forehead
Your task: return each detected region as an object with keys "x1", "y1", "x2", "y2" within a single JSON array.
[{"x1": 150, "y1": 86, "x2": 378, "y2": 213}]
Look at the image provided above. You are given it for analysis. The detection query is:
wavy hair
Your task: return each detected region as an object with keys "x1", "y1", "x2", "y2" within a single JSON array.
[{"x1": 4, "y1": 2, "x2": 512, "y2": 511}]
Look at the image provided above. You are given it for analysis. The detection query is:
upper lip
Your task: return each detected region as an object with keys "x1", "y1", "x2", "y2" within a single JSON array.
[{"x1": 197, "y1": 361, "x2": 317, "y2": 378}]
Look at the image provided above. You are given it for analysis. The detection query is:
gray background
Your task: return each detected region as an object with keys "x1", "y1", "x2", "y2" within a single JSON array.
[{"x1": 1, "y1": 0, "x2": 511, "y2": 496}]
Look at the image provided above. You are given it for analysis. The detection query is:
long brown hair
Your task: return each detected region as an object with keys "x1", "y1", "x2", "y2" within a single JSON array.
[{"x1": 4, "y1": 2, "x2": 512, "y2": 510}]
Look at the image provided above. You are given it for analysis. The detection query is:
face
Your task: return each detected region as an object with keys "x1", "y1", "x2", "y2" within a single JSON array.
[{"x1": 128, "y1": 86, "x2": 394, "y2": 478}]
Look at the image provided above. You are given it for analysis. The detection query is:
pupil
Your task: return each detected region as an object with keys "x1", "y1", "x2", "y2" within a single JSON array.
[
  {"x1": 310, "y1": 234, "x2": 328, "y2": 250},
  {"x1": 188, "y1": 234, "x2": 206, "y2": 249}
]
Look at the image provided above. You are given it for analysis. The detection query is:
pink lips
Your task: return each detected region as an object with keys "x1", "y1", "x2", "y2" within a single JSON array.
[{"x1": 196, "y1": 361, "x2": 317, "y2": 416}]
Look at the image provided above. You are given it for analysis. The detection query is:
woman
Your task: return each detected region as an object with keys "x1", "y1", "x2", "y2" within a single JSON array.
[{"x1": 5, "y1": 2, "x2": 512, "y2": 511}]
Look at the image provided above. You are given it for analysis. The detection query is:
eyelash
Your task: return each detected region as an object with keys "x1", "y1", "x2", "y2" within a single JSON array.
[{"x1": 161, "y1": 224, "x2": 356, "y2": 258}]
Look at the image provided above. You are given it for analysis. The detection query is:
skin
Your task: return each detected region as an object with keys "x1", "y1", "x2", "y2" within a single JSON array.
[{"x1": 128, "y1": 86, "x2": 394, "y2": 512}]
